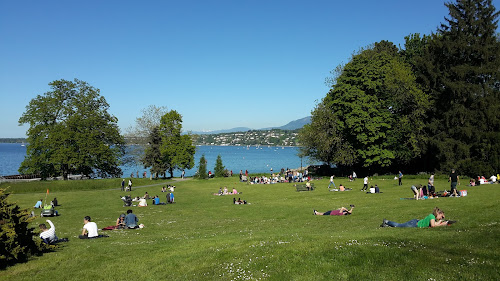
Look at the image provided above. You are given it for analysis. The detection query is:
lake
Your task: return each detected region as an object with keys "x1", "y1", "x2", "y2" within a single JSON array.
[{"x1": 0, "y1": 143, "x2": 317, "y2": 178}]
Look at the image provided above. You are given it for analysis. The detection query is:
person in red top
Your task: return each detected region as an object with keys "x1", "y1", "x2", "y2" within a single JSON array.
[{"x1": 313, "y1": 205, "x2": 354, "y2": 216}]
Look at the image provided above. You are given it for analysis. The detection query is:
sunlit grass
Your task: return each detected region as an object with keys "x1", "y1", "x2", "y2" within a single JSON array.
[{"x1": 1, "y1": 176, "x2": 499, "y2": 280}]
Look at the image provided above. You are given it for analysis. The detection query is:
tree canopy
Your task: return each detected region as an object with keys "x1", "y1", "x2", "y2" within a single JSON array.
[
  {"x1": 141, "y1": 109, "x2": 196, "y2": 178},
  {"x1": 18, "y1": 79, "x2": 125, "y2": 179},
  {"x1": 301, "y1": 41, "x2": 429, "y2": 172}
]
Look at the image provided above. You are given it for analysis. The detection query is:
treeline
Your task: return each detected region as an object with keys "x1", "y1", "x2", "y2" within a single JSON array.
[
  {"x1": 0, "y1": 138, "x2": 26, "y2": 143},
  {"x1": 299, "y1": 0, "x2": 500, "y2": 177}
]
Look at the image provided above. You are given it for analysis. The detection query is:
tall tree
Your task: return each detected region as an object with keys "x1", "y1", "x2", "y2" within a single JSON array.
[
  {"x1": 214, "y1": 154, "x2": 226, "y2": 177},
  {"x1": 159, "y1": 110, "x2": 196, "y2": 178},
  {"x1": 142, "y1": 126, "x2": 168, "y2": 178},
  {"x1": 301, "y1": 41, "x2": 430, "y2": 171},
  {"x1": 195, "y1": 154, "x2": 208, "y2": 179},
  {"x1": 420, "y1": 0, "x2": 500, "y2": 175},
  {"x1": 124, "y1": 105, "x2": 168, "y2": 171},
  {"x1": 18, "y1": 79, "x2": 125, "y2": 179}
]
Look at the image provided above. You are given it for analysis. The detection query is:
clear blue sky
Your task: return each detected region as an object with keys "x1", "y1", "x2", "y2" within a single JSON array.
[{"x1": 1, "y1": 0, "x2": 497, "y2": 138}]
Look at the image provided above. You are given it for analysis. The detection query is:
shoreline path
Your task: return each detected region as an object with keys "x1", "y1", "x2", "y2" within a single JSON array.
[{"x1": 113, "y1": 177, "x2": 192, "y2": 191}]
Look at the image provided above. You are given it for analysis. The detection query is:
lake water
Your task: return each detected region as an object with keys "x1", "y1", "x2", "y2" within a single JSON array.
[{"x1": 0, "y1": 143, "x2": 317, "y2": 177}]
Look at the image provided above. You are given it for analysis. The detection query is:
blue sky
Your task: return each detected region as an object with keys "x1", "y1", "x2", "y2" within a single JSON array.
[{"x1": 1, "y1": 0, "x2": 497, "y2": 138}]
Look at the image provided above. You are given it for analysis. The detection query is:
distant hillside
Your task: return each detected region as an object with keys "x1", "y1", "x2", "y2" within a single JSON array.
[
  {"x1": 191, "y1": 117, "x2": 310, "y2": 135},
  {"x1": 274, "y1": 116, "x2": 311, "y2": 130}
]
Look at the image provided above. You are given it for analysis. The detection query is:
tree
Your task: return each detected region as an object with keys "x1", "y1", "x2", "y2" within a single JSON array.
[
  {"x1": 124, "y1": 105, "x2": 169, "y2": 171},
  {"x1": 417, "y1": 0, "x2": 500, "y2": 175},
  {"x1": 142, "y1": 126, "x2": 168, "y2": 178},
  {"x1": 301, "y1": 41, "x2": 430, "y2": 171},
  {"x1": 214, "y1": 154, "x2": 225, "y2": 177},
  {"x1": 195, "y1": 154, "x2": 208, "y2": 179},
  {"x1": 18, "y1": 79, "x2": 125, "y2": 179},
  {"x1": 158, "y1": 110, "x2": 196, "y2": 178},
  {"x1": 0, "y1": 188, "x2": 46, "y2": 268}
]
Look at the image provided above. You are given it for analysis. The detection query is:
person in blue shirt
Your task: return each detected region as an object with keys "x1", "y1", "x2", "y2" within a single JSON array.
[
  {"x1": 124, "y1": 209, "x2": 138, "y2": 229},
  {"x1": 34, "y1": 199, "x2": 43, "y2": 208}
]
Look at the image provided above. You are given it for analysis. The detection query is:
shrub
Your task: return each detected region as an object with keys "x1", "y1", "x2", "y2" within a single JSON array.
[
  {"x1": 214, "y1": 155, "x2": 225, "y2": 177},
  {"x1": 0, "y1": 188, "x2": 46, "y2": 268}
]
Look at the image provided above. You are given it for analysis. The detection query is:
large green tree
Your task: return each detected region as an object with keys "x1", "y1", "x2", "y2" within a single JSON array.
[
  {"x1": 158, "y1": 110, "x2": 196, "y2": 178},
  {"x1": 301, "y1": 41, "x2": 430, "y2": 171},
  {"x1": 417, "y1": 0, "x2": 500, "y2": 175},
  {"x1": 18, "y1": 79, "x2": 125, "y2": 179}
]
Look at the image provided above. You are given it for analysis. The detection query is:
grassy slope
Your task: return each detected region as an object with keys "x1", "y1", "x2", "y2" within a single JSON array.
[{"x1": 0, "y1": 176, "x2": 499, "y2": 280}]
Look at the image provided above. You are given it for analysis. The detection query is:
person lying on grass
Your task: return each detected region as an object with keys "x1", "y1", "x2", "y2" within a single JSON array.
[
  {"x1": 233, "y1": 197, "x2": 247, "y2": 204},
  {"x1": 313, "y1": 205, "x2": 354, "y2": 216},
  {"x1": 381, "y1": 207, "x2": 454, "y2": 228}
]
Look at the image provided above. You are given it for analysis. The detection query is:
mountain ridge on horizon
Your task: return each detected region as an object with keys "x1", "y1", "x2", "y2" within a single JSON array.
[{"x1": 189, "y1": 116, "x2": 311, "y2": 135}]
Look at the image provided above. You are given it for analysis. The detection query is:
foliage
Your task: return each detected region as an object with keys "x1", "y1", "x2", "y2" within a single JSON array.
[
  {"x1": 214, "y1": 154, "x2": 226, "y2": 177},
  {"x1": 302, "y1": 41, "x2": 430, "y2": 171},
  {"x1": 158, "y1": 110, "x2": 196, "y2": 178},
  {"x1": 414, "y1": 0, "x2": 500, "y2": 175},
  {"x1": 142, "y1": 127, "x2": 168, "y2": 178},
  {"x1": 0, "y1": 188, "x2": 46, "y2": 268},
  {"x1": 124, "y1": 105, "x2": 169, "y2": 169},
  {"x1": 18, "y1": 79, "x2": 125, "y2": 179},
  {"x1": 195, "y1": 154, "x2": 208, "y2": 179}
]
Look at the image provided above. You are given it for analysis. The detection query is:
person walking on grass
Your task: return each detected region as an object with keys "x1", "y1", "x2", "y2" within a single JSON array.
[
  {"x1": 328, "y1": 175, "x2": 336, "y2": 189},
  {"x1": 398, "y1": 171, "x2": 403, "y2": 186},
  {"x1": 449, "y1": 169, "x2": 460, "y2": 197},
  {"x1": 361, "y1": 176, "x2": 369, "y2": 191}
]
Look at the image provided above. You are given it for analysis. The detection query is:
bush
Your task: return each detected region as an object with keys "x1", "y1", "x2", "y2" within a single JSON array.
[{"x1": 0, "y1": 188, "x2": 47, "y2": 268}]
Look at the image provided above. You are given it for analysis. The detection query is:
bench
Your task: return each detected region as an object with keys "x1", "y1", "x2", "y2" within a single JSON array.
[{"x1": 296, "y1": 183, "x2": 314, "y2": 192}]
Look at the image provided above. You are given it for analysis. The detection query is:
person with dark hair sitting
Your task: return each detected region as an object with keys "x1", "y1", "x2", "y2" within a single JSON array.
[
  {"x1": 79, "y1": 216, "x2": 99, "y2": 239},
  {"x1": 116, "y1": 214, "x2": 126, "y2": 229},
  {"x1": 313, "y1": 205, "x2": 355, "y2": 216},
  {"x1": 124, "y1": 209, "x2": 139, "y2": 229},
  {"x1": 39, "y1": 219, "x2": 58, "y2": 244}
]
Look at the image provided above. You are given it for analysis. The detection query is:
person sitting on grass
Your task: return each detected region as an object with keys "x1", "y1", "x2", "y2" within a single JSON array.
[
  {"x1": 116, "y1": 214, "x2": 126, "y2": 229},
  {"x1": 138, "y1": 197, "x2": 147, "y2": 207},
  {"x1": 34, "y1": 199, "x2": 43, "y2": 209},
  {"x1": 79, "y1": 216, "x2": 99, "y2": 239},
  {"x1": 380, "y1": 207, "x2": 453, "y2": 228},
  {"x1": 39, "y1": 219, "x2": 58, "y2": 244},
  {"x1": 144, "y1": 192, "x2": 150, "y2": 199},
  {"x1": 313, "y1": 205, "x2": 355, "y2": 216},
  {"x1": 124, "y1": 209, "x2": 139, "y2": 229}
]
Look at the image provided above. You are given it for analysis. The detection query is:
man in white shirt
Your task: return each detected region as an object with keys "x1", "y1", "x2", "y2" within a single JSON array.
[
  {"x1": 328, "y1": 175, "x2": 336, "y2": 189},
  {"x1": 361, "y1": 176, "x2": 369, "y2": 191},
  {"x1": 39, "y1": 219, "x2": 57, "y2": 244},
  {"x1": 490, "y1": 175, "x2": 497, "y2": 183},
  {"x1": 79, "y1": 216, "x2": 99, "y2": 239}
]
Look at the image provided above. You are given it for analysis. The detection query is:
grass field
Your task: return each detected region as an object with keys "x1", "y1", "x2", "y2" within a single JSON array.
[{"x1": 1, "y1": 175, "x2": 499, "y2": 280}]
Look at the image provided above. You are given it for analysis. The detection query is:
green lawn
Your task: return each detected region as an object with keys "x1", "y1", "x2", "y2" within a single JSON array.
[{"x1": 1, "y1": 176, "x2": 499, "y2": 280}]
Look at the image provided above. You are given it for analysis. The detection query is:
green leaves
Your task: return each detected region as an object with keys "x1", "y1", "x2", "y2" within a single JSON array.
[{"x1": 18, "y1": 79, "x2": 125, "y2": 179}]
